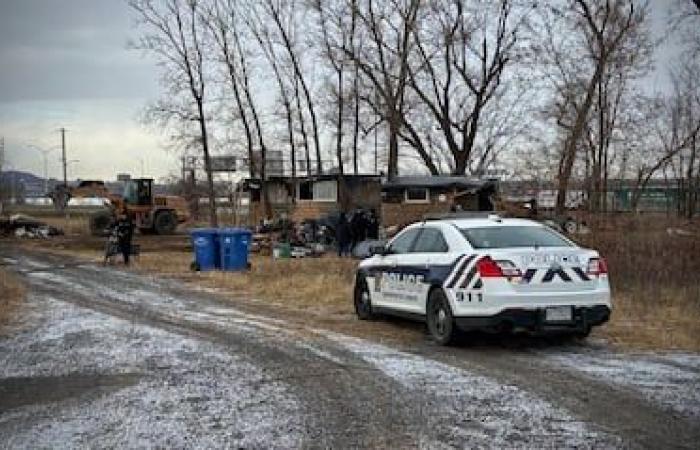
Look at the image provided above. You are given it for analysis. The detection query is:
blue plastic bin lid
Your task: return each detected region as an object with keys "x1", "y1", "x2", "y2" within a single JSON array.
[
  {"x1": 191, "y1": 228, "x2": 220, "y2": 236},
  {"x1": 217, "y1": 227, "x2": 252, "y2": 235}
]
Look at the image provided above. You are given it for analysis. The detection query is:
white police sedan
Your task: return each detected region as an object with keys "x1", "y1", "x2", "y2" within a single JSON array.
[{"x1": 353, "y1": 215, "x2": 611, "y2": 344}]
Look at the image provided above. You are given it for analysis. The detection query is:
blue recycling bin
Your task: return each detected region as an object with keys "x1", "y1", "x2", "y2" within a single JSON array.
[
  {"x1": 191, "y1": 228, "x2": 220, "y2": 271},
  {"x1": 219, "y1": 228, "x2": 252, "y2": 271}
]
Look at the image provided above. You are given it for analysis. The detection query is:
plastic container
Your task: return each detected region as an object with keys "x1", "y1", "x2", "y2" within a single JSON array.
[
  {"x1": 272, "y1": 243, "x2": 291, "y2": 259},
  {"x1": 191, "y1": 228, "x2": 220, "y2": 271},
  {"x1": 218, "y1": 228, "x2": 253, "y2": 271}
]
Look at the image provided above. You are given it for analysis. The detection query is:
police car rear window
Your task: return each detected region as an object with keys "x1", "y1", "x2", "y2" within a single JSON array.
[{"x1": 460, "y1": 226, "x2": 573, "y2": 249}]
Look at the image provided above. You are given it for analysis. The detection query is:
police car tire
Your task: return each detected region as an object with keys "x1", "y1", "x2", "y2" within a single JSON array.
[
  {"x1": 574, "y1": 325, "x2": 592, "y2": 339},
  {"x1": 354, "y1": 275, "x2": 375, "y2": 320},
  {"x1": 426, "y1": 289, "x2": 457, "y2": 346}
]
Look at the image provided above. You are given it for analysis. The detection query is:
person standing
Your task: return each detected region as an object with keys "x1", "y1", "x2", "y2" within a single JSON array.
[
  {"x1": 350, "y1": 209, "x2": 367, "y2": 250},
  {"x1": 335, "y1": 212, "x2": 351, "y2": 257},
  {"x1": 115, "y1": 206, "x2": 135, "y2": 265},
  {"x1": 367, "y1": 209, "x2": 379, "y2": 240}
]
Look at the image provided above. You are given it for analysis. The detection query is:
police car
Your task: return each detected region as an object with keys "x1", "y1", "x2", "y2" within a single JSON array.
[{"x1": 353, "y1": 215, "x2": 611, "y2": 344}]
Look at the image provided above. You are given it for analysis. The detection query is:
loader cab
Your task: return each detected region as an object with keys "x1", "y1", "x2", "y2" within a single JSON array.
[{"x1": 123, "y1": 178, "x2": 153, "y2": 206}]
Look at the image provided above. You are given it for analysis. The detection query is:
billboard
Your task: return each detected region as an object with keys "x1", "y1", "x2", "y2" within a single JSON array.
[{"x1": 210, "y1": 156, "x2": 237, "y2": 172}]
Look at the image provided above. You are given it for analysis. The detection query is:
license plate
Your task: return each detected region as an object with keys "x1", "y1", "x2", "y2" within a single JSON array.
[{"x1": 545, "y1": 306, "x2": 573, "y2": 322}]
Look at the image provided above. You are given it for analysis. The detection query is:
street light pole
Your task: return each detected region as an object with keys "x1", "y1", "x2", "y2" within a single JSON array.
[
  {"x1": 26, "y1": 144, "x2": 57, "y2": 196},
  {"x1": 60, "y1": 127, "x2": 67, "y2": 187}
]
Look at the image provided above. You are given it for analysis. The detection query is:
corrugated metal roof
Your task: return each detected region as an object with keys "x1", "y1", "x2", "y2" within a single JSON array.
[{"x1": 382, "y1": 176, "x2": 495, "y2": 190}]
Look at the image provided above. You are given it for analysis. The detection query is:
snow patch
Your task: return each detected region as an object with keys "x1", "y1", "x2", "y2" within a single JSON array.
[
  {"x1": 544, "y1": 349, "x2": 700, "y2": 419},
  {"x1": 324, "y1": 332, "x2": 619, "y2": 447},
  {"x1": 0, "y1": 295, "x2": 306, "y2": 448}
]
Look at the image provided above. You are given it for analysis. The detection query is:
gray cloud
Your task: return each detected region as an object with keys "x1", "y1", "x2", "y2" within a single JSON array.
[{"x1": 0, "y1": 0, "x2": 159, "y2": 102}]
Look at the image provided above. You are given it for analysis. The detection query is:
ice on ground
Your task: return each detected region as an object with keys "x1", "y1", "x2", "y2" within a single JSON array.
[
  {"x1": 543, "y1": 348, "x2": 700, "y2": 420},
  {"x1": 324, "y1": 332, "x2": 620, "y2": 448},
  {"x1": 0, "y1": 295, "x2": 305, "y2": 448},
  {"x1": 26, "y1": 269, "x2": 289, "y2": 337}
]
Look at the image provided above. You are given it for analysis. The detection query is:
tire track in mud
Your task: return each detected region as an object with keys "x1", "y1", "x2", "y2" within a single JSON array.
[
  {"x1": 3, "y1": 248, "x2": 698, "y2": 447},
  {"x1": 17, "y1": 271, "x2": 619, "y2": 448},
  {"x1": 409, "y1": 344, "x2": 700, "y2": 448},
  {"x1": 15, "y1": 273, "x2": 421, "y2": 448}
]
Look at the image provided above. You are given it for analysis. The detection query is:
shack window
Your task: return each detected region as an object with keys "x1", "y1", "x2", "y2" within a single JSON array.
[
  {"x1": 298, "y1": 181, "x2": 313, "y2": 200},
  {"x1": 405, "y1": 187, "x2": 429, "y2": 203},
  {"x1": 313, "y1": 180, "x2": 338, "y2": 202}
]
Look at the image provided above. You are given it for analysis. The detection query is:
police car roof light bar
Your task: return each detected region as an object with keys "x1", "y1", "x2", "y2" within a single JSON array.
[{"x1": 422, "y1": 211, "x2": 504, "y2": 221}]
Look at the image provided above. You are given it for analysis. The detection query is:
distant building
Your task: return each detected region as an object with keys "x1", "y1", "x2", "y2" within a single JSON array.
[{"x1": 381, "y1": 176, "x2": 497, "y2": 226}]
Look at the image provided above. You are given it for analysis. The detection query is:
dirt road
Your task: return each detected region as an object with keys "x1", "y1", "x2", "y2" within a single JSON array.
[{"x1": 1, "y1": 247, "x2": 699, "y2": 448}]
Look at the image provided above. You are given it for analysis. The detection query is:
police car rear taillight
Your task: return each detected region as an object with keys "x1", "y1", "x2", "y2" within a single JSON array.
[
  {"x1": 496, "y1": 260, "x2": 522, "y2": 278},
  {"x1": 587, "y1": 257, "x2": 608, "y2": 276},
  {"x1": 477, "y1": 257, "x2": 502, "y2": 277},
  {"x1": 477, "y1": 257, "x2": 521, "y2": 278}
]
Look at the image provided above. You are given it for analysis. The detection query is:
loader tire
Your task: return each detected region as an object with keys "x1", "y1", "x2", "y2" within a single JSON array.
[
  {"x1": 154, "y1": 211, "x2": 177, "y2": 235},
  {"x1": 90, "y1": 210, "x2": 113, "y2": 236}
]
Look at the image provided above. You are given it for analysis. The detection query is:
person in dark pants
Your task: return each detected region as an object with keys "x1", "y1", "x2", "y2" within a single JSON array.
[
  {"x1": 367, "y1": 209, "x2": 379, "y2": 239},
  {"x1": 115, "y1": 207, "x2": 135, "y2": 265},
  {"x1": 335, "y1": 212, "x2": 352, "y2": 257}
]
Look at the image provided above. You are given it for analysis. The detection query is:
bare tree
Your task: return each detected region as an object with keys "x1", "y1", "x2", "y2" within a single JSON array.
[
  {"x1": 629, "y1": 95, "x2": 700, "y2": 212},
  {"x1": 405, "y1": 0, "x2": 527, "y2": 175},
  {"x1": 311, "y1": 0, "x2": 354, "y2": 175},
  {"x1": 541, "y1": 0, "x2": 643, "y2": 216},
  {"x1": 670, "y1": 59, "x2": 700, "y2": 217},
  {"x1": 130, "y1": 0, "x2": 218, "y2": 226},
  {"x1": 204, "y1": 0, "x2": 279, "y2": 218},
  {"x1": 344, "y1": 0, "x2": 423, "y2": 179},
  {"x1": 263, "y1": 0, "x2": 324, "y2": 175}
]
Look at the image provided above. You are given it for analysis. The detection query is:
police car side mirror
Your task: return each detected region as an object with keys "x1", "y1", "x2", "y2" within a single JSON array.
[{"x1": 369, "y1": 245, "x2": 389, "y2": 257}]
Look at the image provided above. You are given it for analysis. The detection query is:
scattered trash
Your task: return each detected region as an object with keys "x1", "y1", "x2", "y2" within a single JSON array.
[
  {"x1": 0, "y1": 214, "x2": 63, "y2": 238},
  {"x1": 667, "y1": 227, "x2": 695, "y2": 237},
  {"x1": 352, "y1": 239, "x2": 387, "y2": 259}
]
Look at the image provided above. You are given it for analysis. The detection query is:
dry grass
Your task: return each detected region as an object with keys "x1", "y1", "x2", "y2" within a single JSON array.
[
  {"x1": 577, "y1": 227, "x2": 700, "y2": 351},
  {"x1": 135, "y1": 252, "x2": 357, "y2": 317},
  {"x1": 0, "y1": 269, "x2": 25, "y2": 330},
  {"x1": 12, "y1": 212, "x2": 700, "y2": 351},
  {"x1": 40, "y1": 216, "x2": 91, "y2": 235}
]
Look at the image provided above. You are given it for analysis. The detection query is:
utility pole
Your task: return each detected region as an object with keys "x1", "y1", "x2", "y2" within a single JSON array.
[
  {"x1": 60, "y1": 128, "x2": 67, "y2": 187},
  {"x1": 0, "y1": 137, "x2": 4, "y2": 214}
]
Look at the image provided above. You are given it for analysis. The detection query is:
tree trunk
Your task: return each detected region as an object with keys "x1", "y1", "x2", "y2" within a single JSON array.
[
  {"x1": 454, "y1": 152, "x2": 468, "y2": 176},
  {"x1": 352, "y1": 65, "x2": 360, "y2": 175},
  {"x1": 387, "y1": 114, "x2": 400, "y2": 180},
  {"x1": 555, "y1": 61, "x2": 605, "y2": 216},
  {"x1": 293, "y1": 78, "x2": 311, "y2": 175},
  {"x1": 197, "y1": 99, "x2": 218, "y2": 227},
  {"x1": 688, "y1": 133, "x2": 697, "y2": 218},
  {"x1": 336, "y1": 67, "x2": 344, "y2": 175}
]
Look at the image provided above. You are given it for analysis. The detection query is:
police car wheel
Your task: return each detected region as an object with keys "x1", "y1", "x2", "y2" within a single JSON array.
[
  {"x1": 426, "y1": 289, "x2": 456, "y2": 345},
  {"x1": 354, "y1": 275, "x2": 374, "y2": 320},
  {"x1": 574, "y1": 325, "x2": 592, "y2": 339}
]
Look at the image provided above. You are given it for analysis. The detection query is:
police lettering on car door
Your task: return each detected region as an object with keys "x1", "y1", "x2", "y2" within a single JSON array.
[{"x1": 379, "y1": 270, "x2": 425, "y2": 302}]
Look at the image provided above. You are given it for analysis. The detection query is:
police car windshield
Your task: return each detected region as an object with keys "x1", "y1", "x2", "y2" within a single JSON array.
[{"x1": 460, "y1": 226, "x2": 573, "y2": 249}]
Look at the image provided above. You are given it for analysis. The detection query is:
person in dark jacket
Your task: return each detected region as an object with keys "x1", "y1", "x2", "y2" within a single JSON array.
[
  {"x1": 115, "y1": 206, "x2": 135, "y2": 265},
  {"x1": 335, "y1": 212, "x2": 352, "y2": 257},
  {"x1": 350, "y1": 209, "x2": 368, "y2": 250}
]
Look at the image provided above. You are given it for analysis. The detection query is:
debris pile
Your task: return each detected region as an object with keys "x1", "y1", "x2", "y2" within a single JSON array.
[{"x1": 0, "y1": 215, "x2": 64, "y2": 239}]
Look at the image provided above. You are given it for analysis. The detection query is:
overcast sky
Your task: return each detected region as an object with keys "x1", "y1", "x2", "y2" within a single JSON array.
[
  {"x1": 0, "y1": 0, "x2": 172, "y2": 181},
  {"x1": 0, "y1": 0, "x2": 682, "y2": 182}
]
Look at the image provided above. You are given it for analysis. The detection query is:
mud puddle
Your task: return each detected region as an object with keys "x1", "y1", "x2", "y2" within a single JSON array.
[{"x1": 0, "y1": 373, "x2": 141, "y2": 413}]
